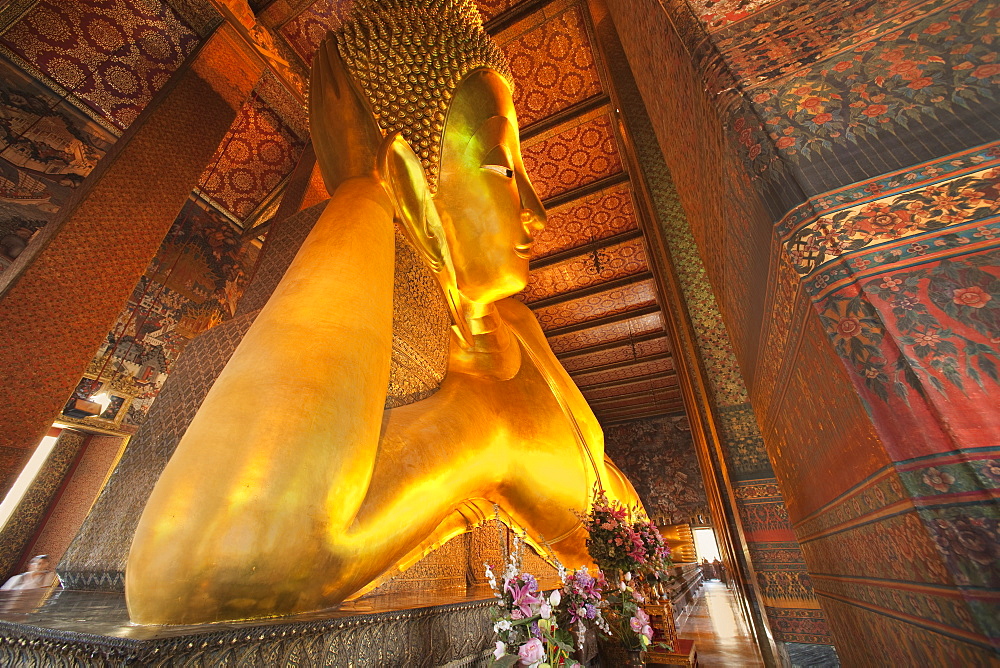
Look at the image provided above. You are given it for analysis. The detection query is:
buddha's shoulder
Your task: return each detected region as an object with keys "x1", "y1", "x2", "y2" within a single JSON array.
[{"x1": 497, "y1": 297, "x2": 548, "y2": 350}]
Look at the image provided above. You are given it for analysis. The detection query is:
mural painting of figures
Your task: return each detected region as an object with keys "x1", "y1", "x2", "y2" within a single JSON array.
[
  {"x1": 0, "y1": 55, "x2": 116, "y2": 271},
  {"x1": 88, "y1": 196, "x2": 260, "y2": 427},
  {"x1": 604, "y1": 415, "x2": 710, "y2": 525}
]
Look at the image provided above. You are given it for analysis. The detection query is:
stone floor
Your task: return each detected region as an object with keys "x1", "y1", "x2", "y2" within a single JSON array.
[{"x1": 680, "y1": 581, "x2": 765, "y2": 667}]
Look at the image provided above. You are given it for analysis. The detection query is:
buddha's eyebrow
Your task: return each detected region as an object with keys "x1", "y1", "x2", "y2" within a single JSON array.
[{"x1": 463, "y1": 115, "x2": 513, "y2": 155}]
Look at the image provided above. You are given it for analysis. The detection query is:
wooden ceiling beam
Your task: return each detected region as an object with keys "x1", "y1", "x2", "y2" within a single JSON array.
[
  {"x1": 576, "y1": 369, "x2": 677, "y2": 392},
  {"x1": 527, "y1": 271, "x2": 653, "y2": 310},
  {"x1": 569, "y1": 351, "x2": 671, "y2": 378},
  {"x1": 541, "y1": 172, "x2": 629, "y2": 211},
  {"x1": 520, "y1": 94, "x2": 610, "y2": 143},
  {"x1": 598, "y1": 408, "x2": 684, "y2": 426},
  {"x1": 530, "y1": 228, "x2": 643, "y2": 271},
  {"x1": 543, "y1": 304, "x2": 660, "y2": 338},
  {"x1": 585, "y1": 386, "x2": 682, "y2": 405},
  {"x1": 485, "y1": 0, "x2": 555, "y2": 35},
  {"x1": 557, "y1": 331, "x2": 667, "y2": 361}
]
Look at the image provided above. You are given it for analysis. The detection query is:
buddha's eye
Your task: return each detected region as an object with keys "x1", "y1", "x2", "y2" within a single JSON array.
[
  {"x1": 481, "y1": 145, "x2": 514, "y2": 178},
  {"x1": 483, "y1": 164, "x2": 514, "y2": 178}
]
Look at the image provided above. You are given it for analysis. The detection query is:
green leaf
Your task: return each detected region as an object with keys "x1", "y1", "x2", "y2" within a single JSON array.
[
  {"x1": 893, "y1": 380, "x2": 911, "y2": 405},
  {"x1": 491, "y1": 655, "x2": 520, "y2": 668},
  {"x1": 943, "y1": 364, "x2": 965, "y2": 392},
  {"x1": 978, "y1": 354, "x2": 998, "y2": 382},
  {"x1": 930, "y1": 375, "x2": 945, "y2": 394},
  {"x1": 968, "y1": 364, "x2": 984, "y2": 390}
]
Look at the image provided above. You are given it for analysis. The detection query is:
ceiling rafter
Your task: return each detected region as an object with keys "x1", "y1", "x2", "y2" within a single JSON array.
[
  {"x1": 568, "y1": 351, "x2": 671, "y2": 378},
  {"x1": 520, "y1": 93, "x2": 610, "y2": 143},
  {"x1": 541, "y1": 172, "x2": 629, "y2": 211},
  {"x1": 598, "y1": 409, "x2": 684, "y2": 426},
  {"x1": 586, "y1": 387, "x2": 681, "y2": 405},
  {"x1": 484, "y1": 0, "x2": 559, "y2": 35},
  {"x1": 526, "y1": 271, "x2": 653, "y2": 310},
  {"x1": 530, "y1": 228, "x2": 643, "y2": 271},
  {"x1": 543, "y1": 304, "x2": 660, "y2": 338},
  {"x1": 576, "y1": 370, "x2": 678, "y2": 392},
  {"x1": 556, "y1": 331, "x2": 666, "y2": 361}
]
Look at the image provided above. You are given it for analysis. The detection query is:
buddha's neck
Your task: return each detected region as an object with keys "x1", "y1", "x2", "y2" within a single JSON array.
[{"x1": 449, "y1": 300, "x2": 521, "y2": 380}]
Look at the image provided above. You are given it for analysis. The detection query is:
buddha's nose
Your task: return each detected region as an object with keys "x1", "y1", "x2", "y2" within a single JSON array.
[{"x1": 518, "y1": 182, "x2": 547, "y2": 238}]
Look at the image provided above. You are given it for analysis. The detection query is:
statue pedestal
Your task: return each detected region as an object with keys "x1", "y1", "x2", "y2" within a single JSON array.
[{"x1": 0, "y1": 589, "x2": 496, "y2": 666}]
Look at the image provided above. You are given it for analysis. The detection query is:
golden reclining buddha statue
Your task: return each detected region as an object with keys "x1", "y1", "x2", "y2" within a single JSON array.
[{"x1": 127, "y1": 0, "x2": 642, "y2": 625}]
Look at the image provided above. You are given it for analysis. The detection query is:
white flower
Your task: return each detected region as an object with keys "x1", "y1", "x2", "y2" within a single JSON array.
[
  {"x1": 624, "y1": 571, "x2": 632, "y2": 581},
  {"x1": 549, "y1": 589, "x2": 561, "y2": 607},
  {"x1": 540, "y1": 602, "x2": 552, "y2": 619},
  {"x1": 619, "y1": 580, "x2": 627, "y2": 591},
  {"x1": 494, "y1": 619, "x2": 512, "y2": 633},
  {"x1": 493, "y1": 641, "x2": 506, "y2": 659}
]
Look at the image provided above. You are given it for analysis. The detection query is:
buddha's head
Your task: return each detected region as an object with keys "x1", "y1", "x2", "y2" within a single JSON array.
[{"x1": 324, "y1": 0, "x2": 546, "y2": 309}]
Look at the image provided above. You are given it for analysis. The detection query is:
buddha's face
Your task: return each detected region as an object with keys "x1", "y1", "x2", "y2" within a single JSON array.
[{"x1": 434, "y1": 69, "x2": 546, "y2": 305}]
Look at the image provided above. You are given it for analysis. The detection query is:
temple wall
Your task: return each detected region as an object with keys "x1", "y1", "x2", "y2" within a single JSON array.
[
  {"x1": 604, "y1": 0, "x2": 999, "y2": 663},
  {"x1": 593, "y1": 12, "x2": 833, "y2": 649}
]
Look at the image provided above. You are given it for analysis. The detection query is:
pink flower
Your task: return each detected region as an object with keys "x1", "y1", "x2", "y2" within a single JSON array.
[
  {"x1": 505, "y1": 580, "x2": 541, "y2": 619},
  {"x1": 518, "y1": 637, "x2": 545, "y2": 666},
  {"x1": 642, "y1": 625, "x2": 655, "y2": 641},
  {"x1": 494, "y1": 641, "x2": 507, "y2": 660}
]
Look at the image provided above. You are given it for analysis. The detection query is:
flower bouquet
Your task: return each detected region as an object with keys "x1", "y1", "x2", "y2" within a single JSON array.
[
  {"x1": 580, "y1": 489, "x2": 647, "y2": 577},
  {"x1": 602, "y1": 574, "x2": 654, "y2": 654},
  {"x1": 556, "y1": 566, "x2": 610, "y2": 649},
  {"x1": 485, "y1": 541, "x2": 579, "y2": 668}
]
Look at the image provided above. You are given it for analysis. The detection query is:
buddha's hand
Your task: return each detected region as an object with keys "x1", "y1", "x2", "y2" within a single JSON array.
[{"x1": 310, "y1": 33, "x2": 384, "y2": 190}]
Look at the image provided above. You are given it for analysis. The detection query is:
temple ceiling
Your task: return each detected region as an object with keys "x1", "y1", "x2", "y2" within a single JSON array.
[{"x1": 266, "y1": 0, "x2": 684, "y2": 424}]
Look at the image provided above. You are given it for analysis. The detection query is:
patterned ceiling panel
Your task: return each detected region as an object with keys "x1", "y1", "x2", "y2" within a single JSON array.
[
  {"x1": 581, "y1": 376, "x2": 676, "y2": 401},
  {"x1": 532, "y1": 182, "x2": 638, "y2": 259},
  {"x1": 522, "y1": 114, "x2": 623, "y2": 201},
  {"x1": 521, "y1": 237, "x2": 648, "y2": 303},
  {"x1": 572, "y1": 356, "x2": 673, "y2": 387},
  {"x1": 501, "y1": 4, "x2": 603, "y2": 127},
  {"x1": 0, "y1": 0, "x2": 200, "y2": 131},
  {"x1": 559, "y1": 336, "x2": 671, "y2": 372},
  {"x1": 199, "y1": 92, "x2": 307, "y2": 221},
  {"x1": 547, "y1": 311, "x2": 664, "y2": 353},
  {"x1": 279, "y1": 0, "x2": 352, "y2": 65},
  {"x1": 532, "y1": 278, "x2": 657, "y2": 331}
]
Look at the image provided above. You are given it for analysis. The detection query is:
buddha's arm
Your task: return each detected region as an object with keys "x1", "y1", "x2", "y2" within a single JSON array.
[{"x1": 126, "y1": 178, "x2": 395, "y2": 624}]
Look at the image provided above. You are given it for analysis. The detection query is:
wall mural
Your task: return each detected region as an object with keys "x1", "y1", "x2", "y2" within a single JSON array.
[
  {"x1": 603, "y1": 414, "x2": 710, "y2": 526},
  {"x1": 0, "y1": 55, "x2": 116, "y2": 272},
  {"x1": 84, "y1": 196, "x2": 260, "y2": 427}
]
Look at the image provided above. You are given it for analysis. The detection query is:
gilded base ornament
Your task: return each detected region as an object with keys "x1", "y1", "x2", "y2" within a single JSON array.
[{"x1": 126, "y1": 0, "x2": 642, "y2": 625}]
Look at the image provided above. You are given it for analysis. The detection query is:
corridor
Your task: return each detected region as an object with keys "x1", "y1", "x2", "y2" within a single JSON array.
[{"x1": 680, "y1": 581, "x2": 764, "y2": 667}]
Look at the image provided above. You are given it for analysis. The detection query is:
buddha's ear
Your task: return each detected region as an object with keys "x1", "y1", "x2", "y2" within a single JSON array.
[{"x1": 377, "y1": 133, "x2": 445, "y2": 272}]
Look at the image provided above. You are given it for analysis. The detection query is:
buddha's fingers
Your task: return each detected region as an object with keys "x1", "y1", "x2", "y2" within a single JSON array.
[
  {"x1": 126, "y1": 178, "x2": 395, "y2": 625},
  {"x1": 311, "y1": 33, "x2": 384, "y2": 190}
]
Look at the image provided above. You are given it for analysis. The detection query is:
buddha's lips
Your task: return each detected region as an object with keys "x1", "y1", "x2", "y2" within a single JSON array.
[{"x1": 514, "y1": 244, "x2": 532, "y2": 259}]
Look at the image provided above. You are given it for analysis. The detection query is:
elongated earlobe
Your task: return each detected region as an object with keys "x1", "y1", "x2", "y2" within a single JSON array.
[{"x1": 377, "y1": 133, "x2": 445, "y2": 271}]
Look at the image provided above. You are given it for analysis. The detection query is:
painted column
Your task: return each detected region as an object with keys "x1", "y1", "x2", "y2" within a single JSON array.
[{"x1": 0, "y1": 20, "x2": 262, "y2": 496}]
